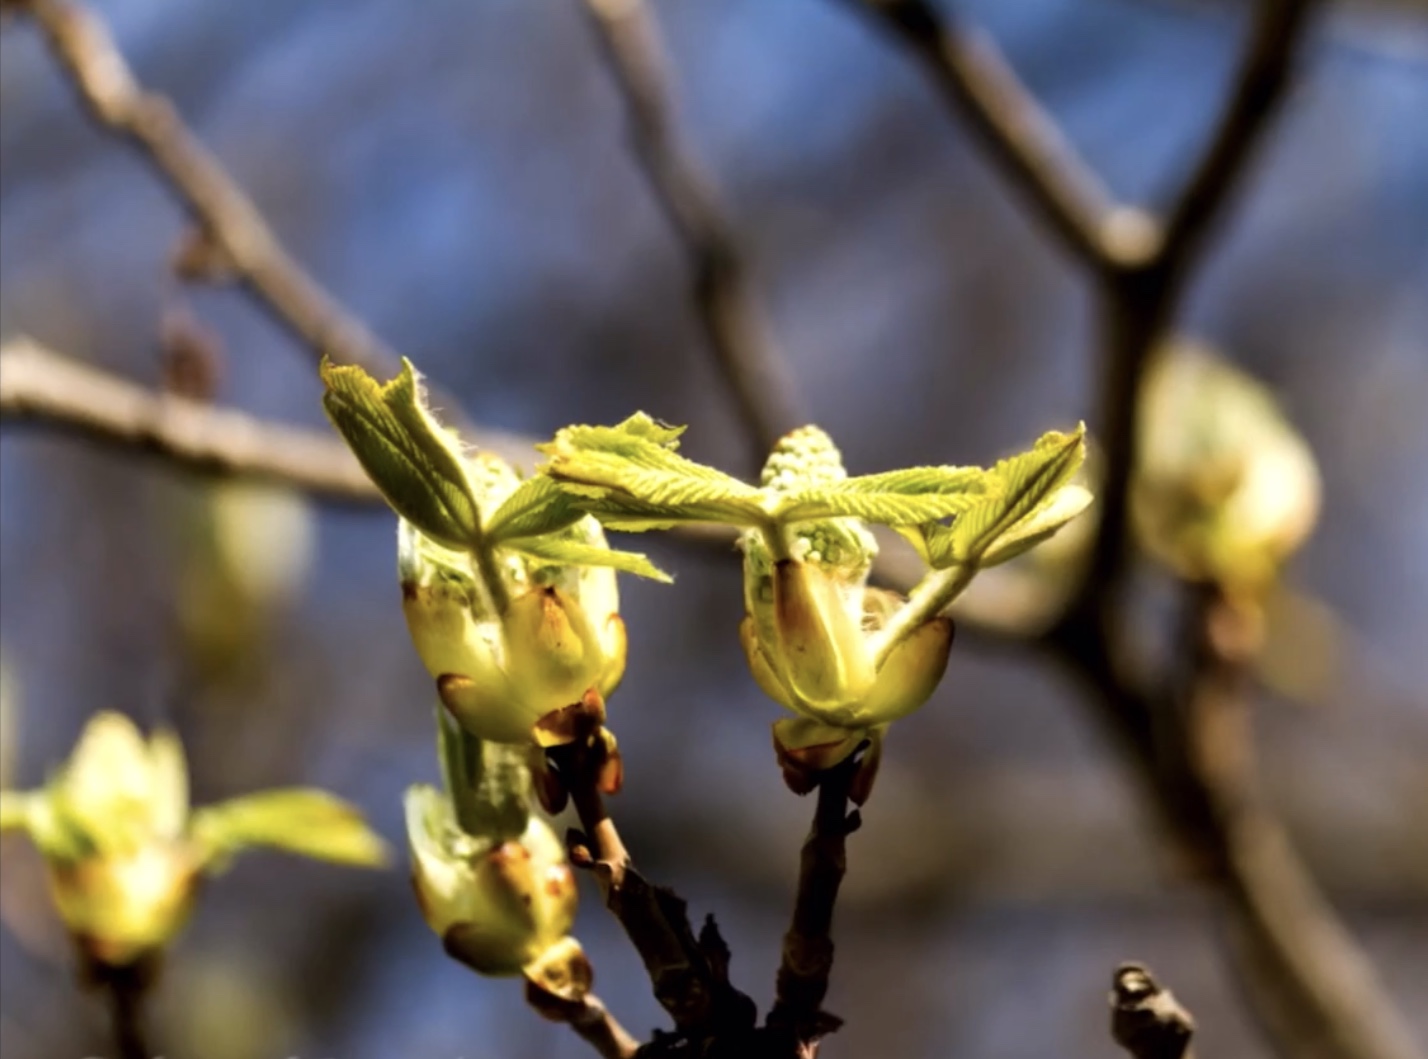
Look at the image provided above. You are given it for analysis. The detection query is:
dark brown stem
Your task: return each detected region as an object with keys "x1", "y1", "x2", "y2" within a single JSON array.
[
  {"x1": 9, "y1": 0, "x2": 477, "y2": 433},
  {"x1": 765, "y1": 757, "x2": 859, "y2": 1048},
  {"x1": 1111, "y1": 963, "x2": 1196, "y2": 1059},
  {"x1": 85, "y1": 959, "x2": 154, "y2": 1059},
  {"x1": 577, "y1": 0, "x2": 805, "y2": 460},
  {"x1": 551, "y1": 723, "x2": 757, "y2": 1043}
]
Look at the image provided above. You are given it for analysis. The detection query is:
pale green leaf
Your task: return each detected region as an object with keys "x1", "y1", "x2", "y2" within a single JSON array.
[
  {"x1": 775, "y1": 470, "x2": 988, "y2": 526},
  {"x1": 946, "y1": 425, "x2": 1087, "y2": 565},
  {"x1": 506, "y1": 535, "x2": 673, "y2": 583},
  {"x1": 191, "y1": 789, "x2": 389, "y2": 872},
  {"x1": 482, "y1": 475, "x2": 585, "y2": 544},
  {"x1": 541, "y1": 414, "x2": 766, "y2": 529},
  {"x1": 976, "y1": 484, "x2": 1094, "y2": 566},
  {"x1": 321, "y1": 359, "x2": 480, "y2": 548}
]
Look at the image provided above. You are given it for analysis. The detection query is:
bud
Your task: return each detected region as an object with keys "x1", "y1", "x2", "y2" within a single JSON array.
[
  {"x1": 406, "y1": 784, "x2": 590, "y2": 999},
  {"x1": 0, "y1": 712, "x2": 386, "y2": 967},
  {"x1": 1133, "y1": 342, "x2": 1321, "y2": 595},
  {"x1": 400, "y1": 512, "x2": 627, "y2": 747},
  {"x1": 741, "y1": 430, "x2": 955, "y2": 791}
]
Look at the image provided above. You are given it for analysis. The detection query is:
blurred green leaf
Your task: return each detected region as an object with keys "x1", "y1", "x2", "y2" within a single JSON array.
[{"x1": 191, "y1": 789, "x2": 389, "y2": 872}]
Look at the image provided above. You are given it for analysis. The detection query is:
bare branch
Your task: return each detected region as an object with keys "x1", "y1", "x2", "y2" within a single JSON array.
[
  {"x1": 836, "y1": 0, "x2": 1132, "y2": 272},
  {"x1": 765, "y1": 757, "x2": 857, "y2": 1049},
  {"x1": 0, "y1": 338, "x2": 380, "y2": 501},
  {"x1": 8, "y1": 0, "x2": 476, "y2": 431},
  {"x1": 1180, "y1": 587, "x2": 1424, "y2": 1059},
  {"x1": 1110, "y1": 963, "x2": 1196, "y2": 1059},
  {"x1": 578, "y1": 0, "x2": 805, "y2": 459},
  {"x1": 1079, "y1": 0, "x2": 1320, "y2": 609}
]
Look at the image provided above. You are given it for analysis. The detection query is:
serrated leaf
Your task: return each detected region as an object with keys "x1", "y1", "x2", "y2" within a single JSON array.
[
  {"x1": 506, "y1": 536, "x2": 672, "y2": 583},
  {"x1": 191, "y1": 789, "x2": 389, "y2": 872},
  {"x1": 541, "y1": 414, "x2": 767, "y2": 529},
  {"x1": 321, "y1": 358, "x2": 480, "y2": 549},
  {"x1": 977, "y1": 484, "x2": 1094, "y2": 566},
  {"x1": 775, "y1": 466, "x2": 989, "y2": 525},
  {"x1": 947, "y1": 425, "x2": 1087, "y2": 565},
  {"x1": 482, "y1": 475, "x2": 585, "y2": 544}
]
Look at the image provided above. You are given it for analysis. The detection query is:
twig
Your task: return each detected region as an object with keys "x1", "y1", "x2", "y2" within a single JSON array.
[
  {"x1": 1110, "y1": 963, "x2": 1196, "y2": 1059},
  {"x1": 550, "y1": 705, "x2": 757, "y2": 1043},
  {"x1": 527, "y1": 982, "x2": 641, "y2": 1059},
  {"x1": 577, "y1": 0, "x2": 805, "y2": 459},
  {"x1": 0, "y1": 337, "x2": 381, "y2": 500},
  {"x1": 838, "y1": 0, "x2": 1131, "y2": 272},
  {"x1": 8, "y1": 0, "x2": 477, "y2": 433},
  {"x1": 1079, "y1": 0, "x2": 1320, "y2": 610},
  {"x1": 1180, "y1": 587, "x2": 1424, "y2": 1059},
  {"x1": 80, "y1": 956, "x2": 155, "y2": 1059},
  {"x1": 765, "y1": 756, "x2": 858, "y2": 1048}
]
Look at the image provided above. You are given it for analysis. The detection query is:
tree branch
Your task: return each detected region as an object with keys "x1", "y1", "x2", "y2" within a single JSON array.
[
  {"x1": 1079, "y1": 0, "x2": 1320, "y2": 611},
  {"x1": 550, "y1": 703, "x2": 757, "y2": 1045},
  {"x1": 1110, "y1": 963, "x2": 1196, "y2": 1059},
  {"x1": 8, "y1": 0, "x2": 477, "y2": 432},
  {"x1": 765, "y1": 756, "x2": 858, "y2": 1049},
  {"x1": 0, "y1": 337, "x2": 380, "y2": 501},
  {"x1": 577, "y1": 0, "x2": 805, "y2": 460},
  {"x1": 837, "y1": 0, "x2": 1133, "y2": 272},
  {"x1": 1179, "y1": 587, "x2": 1424, "y2": 1059}
]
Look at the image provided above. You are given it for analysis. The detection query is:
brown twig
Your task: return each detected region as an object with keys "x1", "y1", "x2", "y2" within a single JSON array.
[
  {"x1": 839, "y1": 0, "x2": 1132, "y2": 272},
  {"x1": 836, "y1": 3, "x2": 1423, "y2": 1057},
  {"x1": 1180, "y1": 587, "x2": 1424, "y2": 1059},
  {"x1": 527, "y1": 982, "x2": 642, "y2": 1059},
  {"x1": 80, "y1": 954, "x2": 157, "y2": 1059},
  {"x1": 8, "y1": 0, "x2": 477, "y2": 433},
  {"x1": 0, "y1": 337, "x2": 381, "y2": 500},
  {"x1": 550, "y1": 706, "x2": 757, "y2": 1045},
  {"x1": 1079, "y1": 0, "x2": 1321, "y2": 613},
  {"x1": 1111, "y1": 963, "x2": 1196, "y2": 1059},
  {"x1": 765, "y1": 756, "x2": 859, "y2": 1049},
  {"x1": 577, "y1": 0, "x2": 805, "y2": 460}
]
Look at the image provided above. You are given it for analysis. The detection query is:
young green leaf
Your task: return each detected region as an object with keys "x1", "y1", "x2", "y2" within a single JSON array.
[
  {"x1": 482, "y1": 475, "x2": 585, "y2": 544},
  {"x1": 191, "y1": 789, "x2": 389, "y2": 872},
  {"x1": 541, "y1": 414, "x2": 767, "y2": 529},
  {"x1": 775, "y1": 466, "x2": 989, "y2": 526},
  {"x1": 945, "y1": 425, "x2": 1087, "y2": 565},
  {"x1": 321, "y1": 359, "x2": 480, "y2": 549},
  {"x1": 506, "y1": 536, "x2": 672, "y2": 583},
  {"x1": 976, "y1": 483, "x2": 1094, "y2": 566}
]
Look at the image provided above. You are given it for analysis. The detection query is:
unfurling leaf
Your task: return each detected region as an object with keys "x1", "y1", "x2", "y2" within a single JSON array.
[
  {"x1": 482, "y1": 476, "x2": 586, "y2": 544},
  {"x1": 321, "y1": 358, "x2": 480, "y2": 548},
  {"x1": 540, "y1": 413, "x2": 767, "y2": 529},
  {"x1": 506, "y1": 535, "x2": 672, "y2": 583},
  {"x1": 190, "y1": 789, "x2": 389, "y2": 872},
  {"x1": 936, "y1": 425, "x2": 1088, "y2": 566}
]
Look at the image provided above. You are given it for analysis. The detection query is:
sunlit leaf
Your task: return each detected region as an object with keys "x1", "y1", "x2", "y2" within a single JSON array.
[
  {"x1": 321, "y1": 359, "x2": 480, "y2": 548},
  {"x1": 541, "y1": 414, "x2": 767, "y2": 528},
  {"x1": 482, "y1": 476, "x2": 585, "y2": 544},
  {"x1": 506, "y1": 536, "x2": 672, "y2": 583}
]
